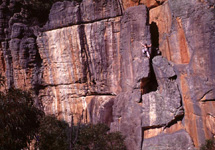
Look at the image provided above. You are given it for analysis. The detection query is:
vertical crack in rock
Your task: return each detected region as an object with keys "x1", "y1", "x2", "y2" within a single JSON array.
[
  {"x1": 141, "y1": 56, "x2": 185, "y2": 149},
  {"x1": 150, "y1": 22, "x2": 159, "y2": 50},
  {"x1": 117, "y1": 0, "x2": 125, "y2": 14},
  {"x1": 78, "y1": 24, "x2": 91, "y2": 85},
  {"x1": 35, "y1": 0, "x2": 123, "y2": 122},
  {"x1": 2, "y1": 41, "x2": 14, "y2": 88}
]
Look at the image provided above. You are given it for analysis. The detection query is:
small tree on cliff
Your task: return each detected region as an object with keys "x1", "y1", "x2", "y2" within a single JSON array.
[{"x1": 200, "y1": 137, "x2": 215, "y2": 150}]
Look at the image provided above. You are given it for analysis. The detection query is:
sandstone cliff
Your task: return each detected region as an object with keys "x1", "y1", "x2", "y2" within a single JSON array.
[{"x1": 0, "y1": 0, "x2": 214, "y2": 149}]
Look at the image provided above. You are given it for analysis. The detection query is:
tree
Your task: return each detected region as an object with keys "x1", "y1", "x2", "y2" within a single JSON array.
[
  {"x1": 35, "y1": 115, "x2": 70, "y2": 150},
  {"x1": 0, "y1": 74, "x2": 126, "y2": 150},
  {"x1": 0, "y1": 88, "x2": 44, "y2": 150},
  {"x1": 74, "y1": 123, "x2": 126, "y2": 150},
  {"x1": 34, "y1": 115, "x2": 126, "y2": 150}
]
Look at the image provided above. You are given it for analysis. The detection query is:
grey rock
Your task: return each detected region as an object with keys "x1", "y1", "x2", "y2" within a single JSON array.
[
  {"x1": 141, "y1": 56, "x2": 182, "y2": 128},
  {"x1": 142, "y1": 130, "x2": 195, "y2": 150},
  {"x1": 131, "y1": 89, "x2": 142, "y2": 103},
  {"x1": 120, "y1": 5, "x2": 151, "y2": 92},
  {"x1": 80, "y1": 0, "x2": 122, "y2": 22},
  {"x1": 152, "y1": 56, "x2": 176, "y2": 79},
  {"x1": 43, "y1": 1, "x2": 80, "y2": 31},
  {"x1": 43, "y1": 0, "x2": 122, "y2": 31},
  {"x1": 87, "y1": 96, "x2": 114, "y2": 126},
  {"x1": 110, "y1": 91, "x2": 143, "y2": 150},
  {"x1": 11, "y1": 23, "x2": 25, "y2": 38}
]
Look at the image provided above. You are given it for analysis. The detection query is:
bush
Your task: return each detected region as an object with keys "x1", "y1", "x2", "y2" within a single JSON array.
[
  {"x1": 35, "y1": 119, "x2": 126, "y2": 150},
  {"x1": 35, "y1": 115, "x2": 70, "y2": 150},
  {"x1": 74, "y1": 123, "x2": 126, "y2": 150},
  {"x1": 200, "y1": 137, "x2": 215, "y2": 150},
  {"x1": 0, "y1": 75, "x2": 126, "y2": 150},
  {"x1": 0, "y1": 88, "x2": 44, "y2": 150}
]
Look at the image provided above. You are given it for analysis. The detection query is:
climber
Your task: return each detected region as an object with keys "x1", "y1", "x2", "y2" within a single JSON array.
[{"x1": 140, "y1": 43, "x2": 151, "y2": 58}]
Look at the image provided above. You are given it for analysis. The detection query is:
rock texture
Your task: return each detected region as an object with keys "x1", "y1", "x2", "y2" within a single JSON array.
[
  {"x1": 150, "y1": 0, "x2": 215, "y2": 146},
  {"x1": 110, "y1": 55, "x2": 184, "y2": 149},
  {"x1": 0, "y1": 0, "x2": 214, "y2": 149},
  {"x1": 110, "y1": 91, "x2": 143, "y2": 150},
  {"x1": 142, "y1": 130, "x2": 195, "y2": 150}
]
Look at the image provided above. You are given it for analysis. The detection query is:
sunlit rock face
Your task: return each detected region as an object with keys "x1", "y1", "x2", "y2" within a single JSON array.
[
  {"x1": 0, "y1": 0, "x2": 215, "y2": 149},
  {"x1": 37, "y1": 16, "x2": 122, "y2": 121}
]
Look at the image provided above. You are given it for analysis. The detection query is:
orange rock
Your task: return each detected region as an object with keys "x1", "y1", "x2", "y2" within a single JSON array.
[
  {"x1": 121, "y1": 0, "x2": 167, "y2": 10},
  {"x1": 206, "y1": 114, "x2": 215, "y2": 135}
]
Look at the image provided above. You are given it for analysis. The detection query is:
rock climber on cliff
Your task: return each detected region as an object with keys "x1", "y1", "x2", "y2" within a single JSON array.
[{"x1": 140, "y1": 42, "x2": 151, "y2": 58}]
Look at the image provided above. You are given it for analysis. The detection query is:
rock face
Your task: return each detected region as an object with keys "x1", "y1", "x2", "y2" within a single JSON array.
[
  {"x1": 0, "y1": 0, "x2": 214, "y2": 149},
  {"x1": 150, "y1": 0, "x2": 215, "y2": 147},
  {"x1": 142, "y1": 130, "x2": 194, "y2": 150}
]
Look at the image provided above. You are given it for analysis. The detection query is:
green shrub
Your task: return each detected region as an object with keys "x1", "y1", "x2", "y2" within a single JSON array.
[
  {"x1": 200, "y1": 137, "x2": 215, "y2": 150},
  {"x1": 0, "y1": 88, "x2": 44, "y2": 150},
  {"x1": 0, "y1": 75, "x2": 126, "y2": 150},
  {"x1": 35, "y1": 120, "x2": 126, "y2": 150},
  {"x1": 74, "y1": 123, "x2": 126, "y2": 150},
  {"x1": 35, "y1": 115, "x2": 70, "y2": 150}
]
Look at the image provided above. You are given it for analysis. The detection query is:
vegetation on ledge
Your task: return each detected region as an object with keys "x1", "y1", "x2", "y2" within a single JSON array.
[{"x1": 200, "y1": 137, "x2": 215, "y2": 150}]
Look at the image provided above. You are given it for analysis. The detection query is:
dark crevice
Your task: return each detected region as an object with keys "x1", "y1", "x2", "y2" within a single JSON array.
[
  {"x1": 169, "y1": 75, "x2": 177, "y2": 80},
  {"x1": 1, "y1": 54, "x2": 6, "y2": 72},
  {"x1": 140, "y1": 62, "x2": 158, "y2": 95},
  {"x1": 87, "y1": 92, "x2": 116, "y2": 96},
  {"x1": 164, "y1": 114, "x2": 184, "y2": 129},
  {"x1": 146, "y1": 7, "x2": 150, "y2": 25},
  {"x1": 117, "y1": 0, "x2": 124, "y2": 15},
  {"x1": 149, "y1": 63, "x2": 159, "y2": 92},
  {"x1": 199, "y1": 89, "x2": 214, "y2": 101},
  {"x1": 150, "y1": 22, "x2": 159, "y2": 48},
  {"x1": 142, "y1": 125, "x2": 163, "y2": 130},
  {"x1": 150, "y1": 22, "x2": 161, "y2": 58},
  {"x1": 150, "y1": 22, "x2": 161, "y2": 59},
  {"x1": 33, "y1": 49, "x2": 43, "y2": 96},
  {"x1": 2, "y1": 41, "x2": 14, "y2": 88},
  {"x1": 141, "y1": 14, "x2": 160, "y2": 95},
  {"x1": 155, "y1": 0, "x2": 165, "y2": 5},
  {"x1": 201, "y1": 99, "x2": 215, "y2": 102},
  {"x1": 78, "y1": 24, "x2": 92, "y2": 84}
]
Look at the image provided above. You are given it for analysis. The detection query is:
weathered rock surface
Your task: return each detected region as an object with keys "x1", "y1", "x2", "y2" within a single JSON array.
[
  {"x1": 120, "y1": 5, "x2": 150, "y2": 92},
  {"x1": 121, "y1": 0, "x2": 167, "y2": 10},
  {"x1": 141, "y1": 56, "x2": 182, "y2": 129},
  {"x1": 110, "y1": 55, "x2": 184, "y2": 149},
  {"x1": 150, "y1": 0, "x2": 215, "y2": 146},
  {"x1": 37, "y1": 16, "x2": 122, "y2": 120},
  {"x1": 110, "y1": 91, "x2": 143, "y2": 150},
  {"x1": 0, "y1": 0, "x2": 214, "y2": 149},
  {"x1": 43, "y1": 1, "x2": 81, "y2": 30},
  {"x1": 142, "y1": 130, "x2": 195, "y2": 150},
  {"x1": 44, "y1": 0, "x2": 122, "y2": 31}
]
